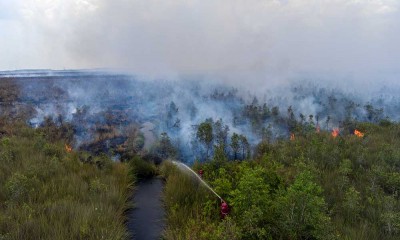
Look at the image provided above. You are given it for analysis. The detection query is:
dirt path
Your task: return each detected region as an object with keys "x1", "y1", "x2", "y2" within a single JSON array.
[{"x1": 127, "y1": 177, "x2": 165, "y2": 240}]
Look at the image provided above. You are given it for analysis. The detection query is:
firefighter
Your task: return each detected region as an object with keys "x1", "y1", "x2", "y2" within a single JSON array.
[
  {"x1": 198, "y1": 169, "x2": 204, "y2": 178},
  {"x1": 220, "y1": 201, "x2": 229, "y2": 219}
]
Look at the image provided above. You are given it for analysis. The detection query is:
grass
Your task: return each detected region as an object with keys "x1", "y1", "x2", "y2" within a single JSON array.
[{"x1": 0, "y1": 126, "x2": 132, "y2": 240}]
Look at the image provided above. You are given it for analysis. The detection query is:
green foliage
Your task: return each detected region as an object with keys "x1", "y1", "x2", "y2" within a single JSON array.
[
  {"x1": 197, "y1": 121, "x2": 213, "y2": 159},
  {"x1": 164, "y1": 122, "x2": 400, "y2": 240},
  {"x1": 128, "y1": 156, "x2": 157, "y2": 180},
  {"x1": 230, "y1": 133, "x2": 240, "y2": 159},
  {"x1": 275, "y1": 170, "x2": 334, "y2": 239},
  {"x1": 213, "y1": 144, "x2": 228, "y2": 164},
  {"x1": 152, "y1": 132, "x2": 177, "y2": 159},
  {"x1": 342, "y1": 186, "x2": 362, "y2": 222},
  {"x1": 229, "y1": 166, "x2": 273, "y2": 239},
  {"x1": 5, "y1": 173, "x2": 40, "y2": 203}
]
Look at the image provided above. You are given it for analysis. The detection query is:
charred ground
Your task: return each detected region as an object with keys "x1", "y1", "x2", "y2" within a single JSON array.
[{"x1": 1, "y1": 70, "x2": 398, "y2": 163}]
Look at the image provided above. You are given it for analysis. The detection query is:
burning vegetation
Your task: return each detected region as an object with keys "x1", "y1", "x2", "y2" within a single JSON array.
[
  {"x1": 332, "y1": 128, "x2": 340, "y2": 138},
  {"x1": 65, "y1": 144, "x2": 72, "y2": 153},
  {"x1": 354, "y1": 129, "x2": 364, "y2": 138},
  {"x1": 290, "y1": 133, "x2": 295, "y2": 141},
  {"x1": 1, "y1": 70, "x2": 400, "y2": 240}
]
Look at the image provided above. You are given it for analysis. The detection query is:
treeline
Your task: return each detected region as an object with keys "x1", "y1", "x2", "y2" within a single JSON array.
[
  {"x1": 160, "y1": 85, "x2": 390, "y2": 162},
  {"x1": 162, "y1": 121, "x2": 400, "y2": 240}
]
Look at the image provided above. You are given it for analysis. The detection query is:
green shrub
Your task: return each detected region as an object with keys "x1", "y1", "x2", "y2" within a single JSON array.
[
  {"x1": 129, "y1": 156, "x2": 156, "y2": 180},
  {"x1": 5, "y1": 173, "x2": 40, "y2": 203}
]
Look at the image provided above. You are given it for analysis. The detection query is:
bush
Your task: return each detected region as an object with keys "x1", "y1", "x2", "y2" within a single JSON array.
[
  {"x1": 5, "y1": 173, "x2": 39, "y2": 203},
  {"x1": 128, "y1": 156, "x2": 157, "y2": 180}
]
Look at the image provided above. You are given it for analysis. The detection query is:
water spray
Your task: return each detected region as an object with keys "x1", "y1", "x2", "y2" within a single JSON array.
[{"x1": 171, "y1": 161, "x2": 225, "y2": 202}]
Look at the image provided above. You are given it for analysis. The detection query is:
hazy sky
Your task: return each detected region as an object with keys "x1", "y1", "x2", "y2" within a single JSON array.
[{"x1": 0, "y1": 0, "x2": 399, "y2": 86}]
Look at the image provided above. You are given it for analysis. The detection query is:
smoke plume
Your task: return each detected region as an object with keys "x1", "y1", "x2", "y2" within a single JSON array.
[{"x1": 0, "y1": 0, "x2": 399, "y2": 92}]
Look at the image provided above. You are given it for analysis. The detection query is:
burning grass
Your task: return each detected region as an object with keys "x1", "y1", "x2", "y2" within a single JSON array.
[{"x1": 0, "y1": 126, "x2": 132, "y2": 240}]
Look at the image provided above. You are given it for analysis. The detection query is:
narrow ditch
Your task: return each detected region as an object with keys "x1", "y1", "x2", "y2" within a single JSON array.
[{"x1": 127, "y1": 177, "x2": 165, "y2": 240}]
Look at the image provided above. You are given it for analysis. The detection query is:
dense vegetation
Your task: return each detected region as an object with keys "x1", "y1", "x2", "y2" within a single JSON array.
[
  {"x1": 162, "y1": 121, "x2": 400, "y2": 240},
  {"x1": 0, "y1": 123, "x2": 132, "y2": 240}
]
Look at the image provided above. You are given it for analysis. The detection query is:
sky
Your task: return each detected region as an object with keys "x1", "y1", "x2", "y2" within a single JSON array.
[{"x1": 0, "y1": 0, "x2": 399, "y2": 88}]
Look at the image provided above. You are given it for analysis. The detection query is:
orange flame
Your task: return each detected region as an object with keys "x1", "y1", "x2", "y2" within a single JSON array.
[
  {"x1": 290, "y1": 133, "x2": 295, "y2": 141},
  {"x1": 316, "y1": 125, "x2": 320, "y2": 133},
  {"x1": 354, "y1": 129, "x2": 364, "y2": 138},
  {"x1": 65, "y1": 144, "x2": 72, "y2": 153},
  {"x1": 332, "y1": 128, "x2": 339, "y2": 138}
]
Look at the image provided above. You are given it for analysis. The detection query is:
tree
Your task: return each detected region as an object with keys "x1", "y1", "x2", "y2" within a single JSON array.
[
  {"x1": 230, "y1": 133, "x2": 240, "y2": 159},
  {"x1": 365, "y1": 104, "x2": 384, "y2": 123},
  {"x1": 326, "y1": 115, "x2": 331, "y2": 129},
  {"x1": 214, "y1": 119, "x2": 229, "y2": 152},
  {"x1": 239, "y1": 135, "x2": 250, "y2": 160},
  {"x1": 299, "y1": 113, "x2": 306, "y2": 125},
  {"x1": 197, "y1": 121, "x2": 213, "y2": 159},
  {"x1": 157, "y1": 132, "x2": 176, "y2": 159},
  {"x1": 287, "y1": 106, "x2": 297, "y2": 132},
  {"x1": 275, "y1": 170, "x2": 334, "y2": 239},
  {"x1": 214, "y1": 143, "x2": 228, "y2": 163},
  {"x1": 262, "y1": 103, "x2": 271, "y2": 120},
  {"x1": 309, "y1": 114, "x2": 314, "y2": 125},
  {"x1": 271, "y1": 106, "x2": 279, "y2": 117},
  {"x1": 230, "y1": 166, "x2": 272, "y2": 239},
  {"x1": 261, "y1": 125, "x2": 272, "y2": 143}
]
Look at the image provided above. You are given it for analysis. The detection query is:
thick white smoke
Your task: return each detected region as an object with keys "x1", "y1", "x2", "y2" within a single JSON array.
[{"x1": 0, "y1": 0, "x2": 399, "y2": 91}]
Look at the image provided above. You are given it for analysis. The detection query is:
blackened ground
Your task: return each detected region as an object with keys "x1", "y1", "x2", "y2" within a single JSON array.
[{"x1": 127, "y1": 177, "x2": 165, "y2": 240}]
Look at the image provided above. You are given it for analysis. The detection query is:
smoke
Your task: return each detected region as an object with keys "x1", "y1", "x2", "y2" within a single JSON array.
[
  {"x1": 1, "y1": 0, "x2": 399, "y2": 91},
  {"x1": 1, "y1": 69, "x2": 394, "y2": 161}
]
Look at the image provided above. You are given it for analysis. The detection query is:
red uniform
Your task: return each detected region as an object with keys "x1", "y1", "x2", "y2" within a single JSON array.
[
  {"x1": 221, "y1": 202, "x2": 229, "y2": 219},
  {"x1": 198, "y1": 169, "x2": 204, "y2": 178}
]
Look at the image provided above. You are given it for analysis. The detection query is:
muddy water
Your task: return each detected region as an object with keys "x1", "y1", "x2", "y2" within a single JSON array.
[{"x1": 127, "y1": 177, "x2": 165, "y2": 240}]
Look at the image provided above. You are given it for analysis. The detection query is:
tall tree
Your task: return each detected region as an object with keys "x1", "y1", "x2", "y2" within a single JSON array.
[
  {"x1": 230, "y1": 133, "x2": 240, "y2": 160},
  {"x1": 157, "y1": 132, "x2": 176, "y2": 159},
  {"x1": 214, "y1": 119, "x2": 229, "y2": 152},
  {"x1": 197, "y1": 121, "x2": 213, "y2": 159},
  {"x1": 239, "y1": 134, "x2": 250, "y2": 160},
  {"x1": 287, "y1": 106, "x2": 297, "y2": 132}
]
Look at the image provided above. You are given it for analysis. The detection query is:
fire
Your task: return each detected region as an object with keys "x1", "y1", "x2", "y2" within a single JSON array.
[
  {"x1": 354, "y1": 129, "x2": 364, "y2": 138},
  {"x1": 316, "y1": 125, "x2": 320, "y2": 133},
  {"x1": 290, "y1": 133, "x2": 295, "y2": 141},
  {"x1": 331, "y1": 128, "x2": 339, "y2": 138},
  {"x1": 65, "y1": 144, "x2": 72, "y2": 153}
]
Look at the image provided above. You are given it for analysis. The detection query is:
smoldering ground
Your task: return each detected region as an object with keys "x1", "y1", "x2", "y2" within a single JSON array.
[{"x1": 1, "y1": 69, "x2": 399, "y2": 163}]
